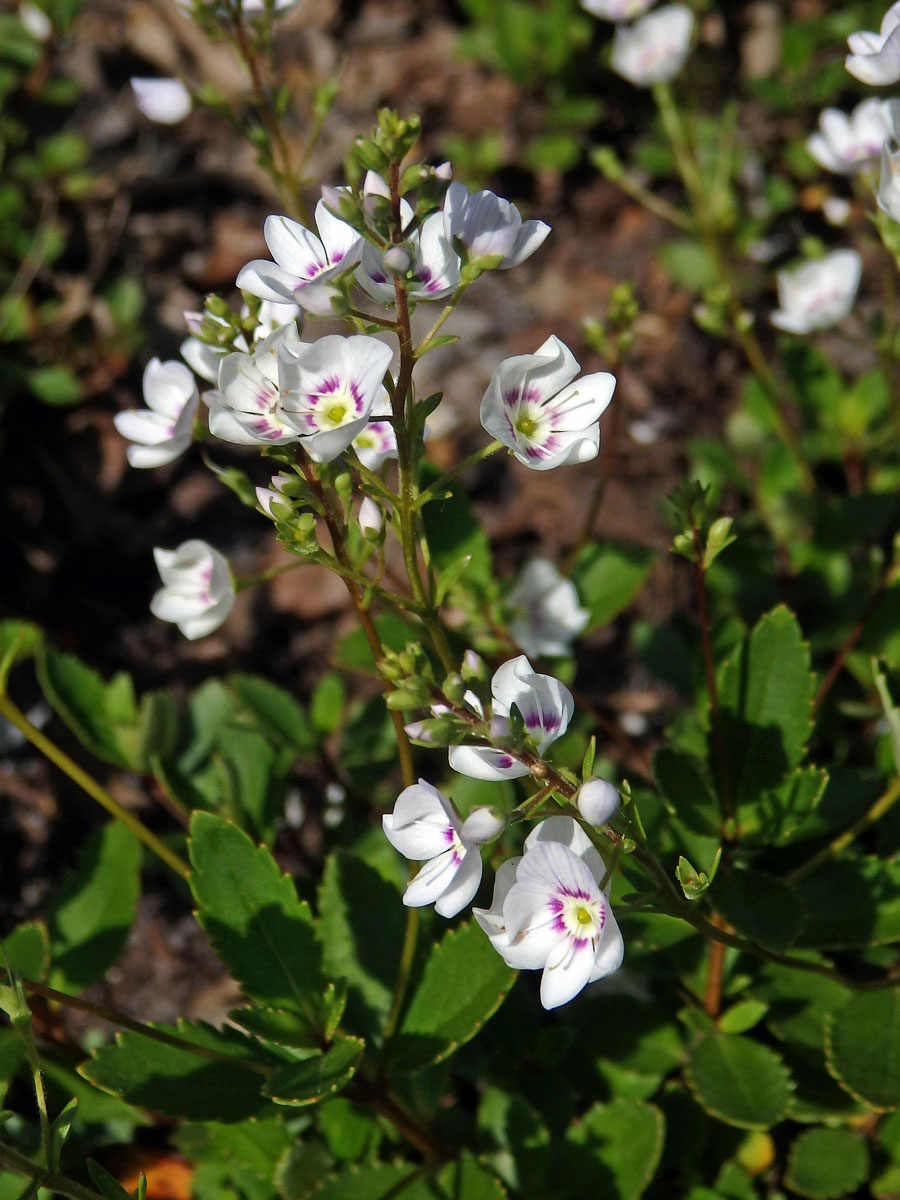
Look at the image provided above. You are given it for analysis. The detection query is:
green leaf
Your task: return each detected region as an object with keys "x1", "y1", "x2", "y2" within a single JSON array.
[
  {"x1": 36, "y1": 649, "x2": 139, "y2": 768},
  {"x1": 718, "y1": 999, "x2": 768, "y2": 1035},
  {"x1": 687, "y1": 1033, "x2": 793, "y2": 1129},
  {"x1": 793, "y1": 858, "x2": 900, "y2": 948},
  {"x1": 785, "y1": 1127, "x2": 869, "y2": 1199},
  {"x1": 1, "y1": 922, "x2": 49, "y2": 981},
  {"x1": 317, "y1": 852, "x2": 406, "y2": 1044},
  {"x1": 566, "y1": 1098, "x2": 664, "y2": 1200},
  {"x1": 717, "y1": 606, "x2": 814, "y2": 809},
  {"x1": 420, "y1": 462, "x2": 492, "y2": 593},
  {"x1": 87, "y1": 1159, "x2": 137, "y2": 1200},
  {"x1": 307, "y1": 1164, "x2": 428, "y2": 1200},
  {"x1": 317, "y1": 1097, "x2": 380, "y2": 1162},
  {"x1": 654, "y1": 747, "x2": 720, "y2": 837},
  {"x1": 568, "y1": 541, "x2": 655, "y2": 629},
  {"x1": 26, "y1": 364, "x2": 83, "y2": 405},
  {"x1": 229, "y1": 674, "x2": 317, "y2": 754},
  {"x1": 214, "y1": 724, "x2": 288, "y2": 838},
  {"x1": 47, "y1": 823, "x2": 141, "y2": 992},
  {"x1": 387, "y1": 922, "x2": 515, "y2": 1072},
  {"x1": 659, "y1": 239, "x2": 718, "y2": 291},
  {"x1": 742, "y1": 767, "x2": 828, "y2": 845},
  {"x1": 827, "y1": 990, "x2": 900, "y2": 1109},
  {"x1": 711, "y1": 868, "x2": 803, "y2": 952},
  {"x1": 175, "y1": 1118, "x2": 293, "y2": 1192},
  {"x1": 0, "y1": 619, "x2": 43, "y2": 688},
  {"x1": 189, "y1": 812, "x2": 326, "y2": 1031},
  {"x1": 80, "y1": 1020, "x2": 275, "y2": 1122},
  {"x1": 263, "y1": 1036, "x2": 364, "y2": 1106}
]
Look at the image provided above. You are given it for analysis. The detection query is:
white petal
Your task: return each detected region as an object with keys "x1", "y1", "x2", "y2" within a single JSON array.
[
  {"x1": 434, "y1": 849, "x2": 483, "y2": 917},
  {"x1": 539, "y1": 935, "x2": 597, "y2": 1009},
  {"x1": 448, "y1": 744, "x2": 530, "y2": 780},
  {"x1": 131, "y1": 77, "x2": 191, "y2": 124}
]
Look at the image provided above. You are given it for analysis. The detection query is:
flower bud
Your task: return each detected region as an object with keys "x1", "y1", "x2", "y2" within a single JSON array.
[
  {"x1": 460, "y1": 806, "x2": 507, "y2": 844},
  {"x1": 434, "y1": 161, "x2": 453, "y2": 182},
  {"x1": 382, "y1": 245, "x2": 414, "y2": 276},
  {"x1": 358, "y1": 496, "x2": 383, "y2": 539},
  {"x1": 577, "y1": 779, "x2": 621, "y2": 826}
]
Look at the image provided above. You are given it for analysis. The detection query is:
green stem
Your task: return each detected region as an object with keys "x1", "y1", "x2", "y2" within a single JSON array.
[
  {"x1": 413, "y1": 283, "x2": 470, "y2": 358},
  {"x1": 786, "y1": 776, "x2": 900, "y2": 886},
  {"x1": 605, "y1": 164, "x2": 695, "y2": 232},
  {"x1": 377, "y1": 904, "x2": 420, "y2": 1067},
  {"x1": 7, "y1": 973, "x2": 271, "y2": 1074},
  {"x1": 415, "y1": 441, "x2": 503, "y2": 508},
  {"x1": 0, "y1": 694, "x2": 190, "y2": 880},
  {"x1": 0, "y1": 1142, "x2": 104, "y2": 1200}
]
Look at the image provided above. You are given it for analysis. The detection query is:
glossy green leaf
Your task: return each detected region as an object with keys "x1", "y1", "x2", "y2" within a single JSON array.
[
  {"x1": 827, "y1": 990, "x2": 900, "y2": 1109},
  {"x1": 189, "y1": 812, "x2": 326, "y2": 1030},
  {"x1": 566, "y1": 1098, "x2": 664, "y2": 1200},
  {"x1": 793, "y1": 858, "x2": 900, "y2": 949},
  {"x1": 47, "y1": 823, "x2": 140, "y2": 992},
  {"x1": 785, "y1": 1127, "x2": 869, "y2": 1199},
  {"x1": 654, "y1": 747, "x2": 720, "y2": 837},
  {"x1": 80, "y1": 1020, "x2": 278, "y2": 1122},
  {"x1": 263, "y1": 1036, "x2": 364, "y2": 1106},
  {"x1": 36, "y1": 649, "x2": 138, "y2": 768},
  {"x1": 718, "y1": 999, "x2": 768, "y2": 1035},
  {"x1": 687, "y1": 1033, "x2": 793, "y2": 1129},
  {"x1": 711, "y1": 868, "x2": 802, "y2": 952},
  {"x1": 229, "y1": 674, "x2": 317, "y2": 754},
  {"x1": 717, "y1": 606, "x2": 814, "y2": 808},
  {"x1": 568, "y1": 541, "x2": 655, "y2": 629},
  {"x1": 1, "y1": 921, "x2": 49, "y2": 981},
  {"x1": 387, "y1": 922, "x2": 515, "y2": 1072}
]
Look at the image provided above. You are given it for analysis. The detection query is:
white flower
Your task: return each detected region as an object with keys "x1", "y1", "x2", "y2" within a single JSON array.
[
  {"x1": 382, "y1": 780, "x2": 488, "y2": 918},
  {"x1": 577, "y1": 779, "x2": 621, "y2": 826},
  {"x1": 474, "y1": 817, "x2": 624, "y2": 1009},
  {"x1": 806, "y1": 99, "x2": 891, "y2": 173},
  {"x1": 256, "y1": 472, "x2": 292, "y2": 518},
  {"x1": 211, "y1": 324, "x2": 305, "y2": 445},
  {"x1": 770, "y1": 249, "x2": 862, "y2": 335},
  {"x1": 276, "y1": 333, "x2": 394, "y2": 463},
  {"x1": 19, "y1": 3, "x2": 52, "y2": 40},
  {"x1": 611, "y1": 4, "x2": 694, "y2": 86},
  {"x1": 442, "y1": 181, "x2": 550, "y2": 269},
  {"x1": 236, "y1": 199, "x2": 363, "y2": 317},
  {"x1": 581, "y1": 0, "x2": 656, "y2": 21},
  {"x1": 878, "y1": 141, "x2": 900, "y2": 220},
  {"x1": 507, "y1": 558, "x2": 589, "y2": 658},
  {"x1": 180, "y1": 302, "x2": 301, "y2": 384},
  {"x1": 449, "y1": 655, "x2": 574, "y2": 781},
  {"x1": 150, "y1": 540, "x2": 235, "y2": 640},
  {"x1": 359, "y1": 213, "x2": 460, "y2": 302},
  {"x1": 351, "y1": 411, "x2": 397, "y2": 471},
  {"x1": 113, "y1": 359, "x2": 198, "y2": 468},
  {"x1": 846, "y1": 3, "x2": 900, "y2": 86},
  {"x1": 130, "y1": 77, "x2": 192, "y2": 125},
  {"x1": 481, "y1": 334, "x2": 615, "y2": 470},
  {"x1": 358, "y1": 496, "x2": 383, "y2": 538}
]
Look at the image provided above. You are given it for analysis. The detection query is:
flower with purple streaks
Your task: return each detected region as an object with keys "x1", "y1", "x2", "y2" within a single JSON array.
[
  {"x1": 481, "y1": 335, "x2": 615, "y2": 471},
  {"x1": 610, "y1": 3, "x2": 694, "y2": 86},
  {"x1": 770, "y1": 250, "x2": 862, "y2": 335},
  {"x1": 277, "y1": 333, "x2": 394, "y2": 463},
  {"x1": 474, "y1": 817, "x2": 624, "y2": 1009},
  {"x1": 114, "y1": 358, "x2": 199, "y2": 468},
  {"x1": 807, "y1": 99, "x2": 891, "y2": 174},
  {"x1": 150, "y1": 540, "x2": 235, "y2": 641},
  {"x1": 236, "y1": 195, "x2": 363, "y2": 317},
  {"x1": 507, "y1": 557, "x2": 589, "y2": 658},
  {"x1": 449, "y1": 655, "x2": 574, "y2": 781},
  {"x1": 210, "y1": 324, "x2": 305, "y2": 446},
  {"x1": 382, "y1": 780, "x2": 492, "y2": 917},
  {"x1": 443, "y1": 182, "x2": 550, "y2": 269}
]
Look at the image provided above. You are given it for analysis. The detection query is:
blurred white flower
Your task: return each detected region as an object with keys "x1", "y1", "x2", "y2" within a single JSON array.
[
  {"x1": 770, "y1": 250, "x2": 862, "y2": 335},
  {"x1": 822, "y1": 196, "x2": 852, "y2": 226},
  {"x1": 581, "y1": 0, "x2": 656, "y2": 20},
  {"x1": 806, "y1": 99, "x2": 891, "y2": 173},
  {"x1": 130, "y1": 77, "x2": 192, "y2": 125},
  {"x1": 474, "y1": 817, "x2": 624, "y2": 1009},
  {"x1": 236, "y1": 199, "x2": 363, "y2": 317},
  {"x1": 151, "y1": 540, "x2": 235, "y2": 640},
  {"x1": 19, "y1": 3, "x2": 52, "y2": 40},
  {"x1": 114, "y1": 358, "x2": 198, "y2": 468},
  {"x1": 846, "y1": 3, "x2": 900, "y2": 85},
  {"x1": 443, "y1": 181, "x2": 550, "y2": 269},
  {"x1": 507, "y1": 558, "x2": 588, "y2": 658},
  {"x1": 611, "y1": 4, "x2": 694, "y2": 86},
  {"x1": 878, "y1": 141, "x2": 900, "y2": 220},
  {"x1": 481, "y1": 335, "x2": 615, "y2": 470}
]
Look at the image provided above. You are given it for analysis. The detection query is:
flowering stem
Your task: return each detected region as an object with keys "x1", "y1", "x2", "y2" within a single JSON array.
[
  {"x1": 377, "y1": 904, "x2": 420, "y2": 1065},
  {"x1": 0, "y1": 693, "x2": 191, "y2": 880},
  {"x1": 415, "y1": 440, "x2": 504, "y2": 508},
  {"x1": 786, "y1": 775, "x2": 900, "y2": 886},
  {"x1": 413, "y1": 283, "x2": 470, "y2": 358}
]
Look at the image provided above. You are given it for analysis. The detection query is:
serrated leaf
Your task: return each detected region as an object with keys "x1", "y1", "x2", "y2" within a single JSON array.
[
  {"x1": 387, "y1": 922, "x2": 515, "y2": 1072},
  {"x1": 827, "y1": 990, "x2": 900, "y2": 1110},
  {"x1": 263, "y1": 1036, "x2": 364, "y2": 1106},
  {"x1": 566, "y1": 1098, "x2": 664, "y2": 1200},
  {"x1": 742, "y1": 767, "x2": 828, "y2": 845},
  {"x1": 785, "y1": 1127, "x2": 869, "y2": 1199},
  {"x1": 47, "y1": 823, "x2": 140, "y2": 992},
  {"x1": 317, "y1": 852, "x2": 406, "y2": 1044},
  {"x1": 687, "y1": 1033, "x2": 793, "y2": 1129},
  {"x1": 719, "y1": 999, "x2": 768, "y2": 1035},
  {"x1": 568, "y1": 541, "x2": 655, "y2": 629},
  {"x1": 1, "y1": 922, "x2": 49, "y2": 981},
  {"x1": 188, "y1": 813, "x2": 326, "y2": 1030},
  {"x1": 229, "y1": 674, "x2": 317, "y2": 754},
  {"x1": 80, "y1": 1020, "x2": 277, "y2": 1122},
  {"x1": 420, "y1": 462, "x2": 492, "y2": 593},
  {"x1": 711, "y1": 868, "x2": 802, "y2": 952},
  {"x1": 717, "y1": 606, "x2": 814, "y2": 809},
  {"x1": 655, "y1": 747, "x2": 721, "y2": 837},
  {"x1": 793, "y1": 858, "x2": 900, "y2": 948},
  {"x1": 36, "y1": 648, "x2": 137, "y2": 768}
]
